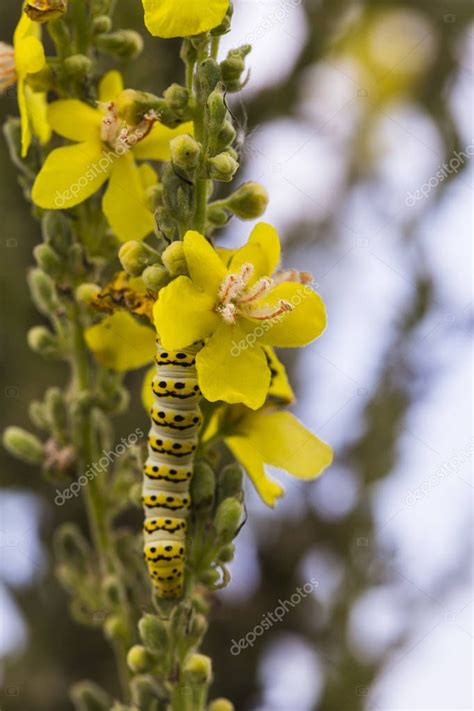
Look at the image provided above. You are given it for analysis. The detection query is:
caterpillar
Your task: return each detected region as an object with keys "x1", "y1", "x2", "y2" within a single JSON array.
[{"x1": 143, "y1": 340, "x2": 202, "y2": 598}]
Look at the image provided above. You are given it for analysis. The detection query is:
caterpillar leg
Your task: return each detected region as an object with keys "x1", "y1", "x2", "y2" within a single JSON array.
[{"x1": 143, "y1": 342, "x2": 202, "y2": 598}]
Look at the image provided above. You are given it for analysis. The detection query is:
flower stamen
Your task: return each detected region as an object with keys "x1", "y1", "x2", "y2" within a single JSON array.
[
  {"x1": 246, "y1": 299, "x2": 293, "y2": 321},
  {"x1": 0, "y1": 43, "x2": 16, "y2": 92}
]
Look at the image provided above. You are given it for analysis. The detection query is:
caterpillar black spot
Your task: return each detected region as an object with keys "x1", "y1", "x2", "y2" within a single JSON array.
[{"x1": 143, "y1": 341, "x2": 202, "y2": 598}]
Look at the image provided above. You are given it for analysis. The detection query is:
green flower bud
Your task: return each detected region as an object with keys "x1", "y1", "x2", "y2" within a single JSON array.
[
  {"x1": 218, "y1": 544, "x2": 235, "y2": 563},
  {"x1": 91, "y1": 15, "x2": 112, "y2": 34},
  {"x1": 29, "y1": 400, "x2": 49, "y2": 430},
  {"x1": 208, "y1": 152, "x2": 239, "y2": 182},
  {"x1": 200, "y1": 568, "x2": 221, "y2": 587},
  {"x1": 162, "y1": 241, "x2": 188, "y2": 277},
  {"x1": 184, "y1": 654, "x2": 212, "y2": 685},
  {"x1": 118, "y1": 240, "x2": 159, "y2": 277},
  {"x1": 196, "y1": 58, "x2": 221, "y2": 99},
  {"x1": 45, "y1": 387, "x2": 67, "y2": 436},
  {"x1": 70, "y1": 680, "x2": 111, "y2": 711},
  {"x1": 95, "y1": 30, "x2": 143, "y2": 59},
  {"x1": 142, "y1": 264, "x2": 169, "y2": 292},
  {"x1": 139, "y1": 614, "x2": 169, "y2": 654},
  {"x1": 155, "y1": 208, "x2": 179, "y2": 243},
  {"x1": 216, "y1": 121, "x2": 236, "y2": 152},
  {"x1": 104, "y1": 615, "x2": 128, "y2": 643},
  {"x1": 180, "y1": 40, "x2": 197, "y2": 65},
  {"x1": 3, "y1": 426, "x2": 44, "y2": 465},
  {"x1": 27, "y1": 326, "x2": 60, "y2": 359},
  {"x1": 207, "y1": 206, "x2": 229, "y2": 227},
  {"x1": 207, "y1": 88, "x2": 227, "y2": 135},
  {"x1": 130, "y1": 675, "x2": 166, "y2": 707},
  {"x1": 162, "y1": 165, "x2": 194, "y2": 222},
  {"x1": 54, "y1": 524, "x2": 90, "y2": 572},
  {"x1": 215, "y1": 498, "x2": 243, "y2": 543},
  {"x1": 209, "y1": 699, "x2": 235, "y2": 711},
  {"x1": 127, "y1": 645, "x2": 155, "y2": 674},
  {"x1": 75, "y1": 283, "x2": 101, "y2": 305},
  {"x1": 28, "y1": 268, "x2": 59, "y2": 316},
  {"x1": 227, "y1": 182, "x2": 269, "y2": 220},
  {"x1": 64, "y1": 54, "x2": 93, "y2": 81},
  {"x1": 188, "y1": 613, "x2": 208, "y2": 645},
  {"x1": 25, "y1": 0, "x2": 67, "y2": 23},
  {"x1": 164, "y1": 83, "x2": 189, "y2": 111},
  {"x1": 191, "y1": 461, "x2": 215, "y2": 513},
  {"x1": 170, "y1": 134, "x2": 201, "y2": 172},
  {"x1": 218, "y1": 463, "x2": 244, "y2": 501},
  {"x1": 41, "y1": 211, "x2": 73, "y2": 256},
  {"x1": 221, "y1": 45, "x2": 251, "y2": 91},
  {"x1": 33, "y1": 243, "x2": 63, "y2": 279},
  {"x1": 102, "y1": 575, "x2": 123, "y2": 607}
]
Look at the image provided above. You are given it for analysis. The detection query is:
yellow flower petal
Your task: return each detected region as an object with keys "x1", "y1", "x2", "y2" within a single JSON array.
[
  {"x1": 255, "y1": 281, "x2": 327, "y2": 347},
  {"x1": 216, "y1": 246, "x2": 236, "y2": 268},
  {"x1": 25, "y1": 86, "x2": 51, "y2": 146},
  {"x1": 138, "y1": 162, "x2": 158, "y2": 190},
  {"x1": 48, "y1": 99, "x2": 102, "y2": 142},
  {"x1": 132, "y1": 121, "x2": 194, "y2": 161},
  {"x1": 14, "y1": 14, "x2": 39, "y2": 44},
  {"x1": 230, "y1": 222, "x2": 281, "y2": 282},
  {"x1": 264, "y1": 347, "x2": 295, "y2": 404},
  {"x1": 142, "y1": 365, "x2": 155, "y2": 411},
  {"x1": 196, "y1": 322, "x2": 271, "y2": 410},
  {"x1": 15, "y1": 35, "x2": 45, "y2": 76},
  {"x1": 183, "y1": 230, "x2": 227, "y2": 296},
  {"x1": 32, "y1": 139, "x2": 110, "y2": 209},
  {"x1": 98, "y1": 70, "x2": 124, "y2": 103},
  {"x1": 225, "y1": 435, "x2": 284, "y2": 507},
  {"x1": 85, "y1": 312, "x2": 155, "y2": 372},
  {"x1": 153, "y1": 276, "x2": 219, "y2": 350},
  {"x1": 17, "y1": 78, "x2": 32, "y2": 157},
  {"x1": 239, "y1": 410, "x2": 333, "y2": 480},
  {"x1": 142, "y1": 0, "x2": 229, "y2": 38},
  {"x1": 102, "y1": 153, "x2": 155, "y2": 242}
]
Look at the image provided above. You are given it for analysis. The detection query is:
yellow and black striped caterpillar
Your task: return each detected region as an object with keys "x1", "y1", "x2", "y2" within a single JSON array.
[{"x1": 143, "y1": 341, "x2": 202, "y2": 598}]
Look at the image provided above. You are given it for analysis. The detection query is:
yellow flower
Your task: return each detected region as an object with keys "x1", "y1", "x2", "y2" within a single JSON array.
[
  {"x1": 31, "y1": 70, "x2": 192, "y2": 242},
  {"x1": 142, "y1": 0, "x2": 229, "y2": 39},
  {"x1": 0, "y1": 14, "x2": 51, "y2": 157},
  {"x1": 154, "y1": 223, "x2": 327, "y2": 410},
  {"x1": 206, "y1": 404, "x2": 333, "y2": 507},
  {"x1": 85, "y1": 311, "x2": 155, "y2": 372}
]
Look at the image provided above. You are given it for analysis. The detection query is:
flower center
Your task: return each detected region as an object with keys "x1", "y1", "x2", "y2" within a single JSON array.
[
  {"x1": 100, "y1": 101, "x2": 157, "y2": 153},
  {"x1": 216, "y1": 263, "x2": 293, "y2": 325},
  {"x1": 0, "y1": 43, "x2": 16, "y2": 92}
]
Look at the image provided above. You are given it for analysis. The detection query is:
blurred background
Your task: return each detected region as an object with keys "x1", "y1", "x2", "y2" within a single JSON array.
[{"x1": 1, "y1": 0, "x2": 472, "y2": 709}]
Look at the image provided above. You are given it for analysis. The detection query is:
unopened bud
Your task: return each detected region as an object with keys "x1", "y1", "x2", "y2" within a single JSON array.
[
  {"x1": 216, "y1": 121, "x2": 236, "y2": 152},
  {"x1": 95, "y1": 30, "x2": 143, "y2": 59},
  {"x1": 142, "y1": 264, "x2": 169, "y2": 292},
  {"x1": 208, "y1": 152, "x2": 239, "y2": 182},
  {"x1": 28, "y1": 268, "x2": 59, "y2": 315},
  {"x1": 102, "y1": 575, "x2": 123, "y2": 607},
  {"x1": 163, "y1": 83, "x2": 189, "y2": 111},
  {"x1": 138, "y1": 614, "x2": 169, "y2": 653},
  {"x1": 196, "y1": 58, "x2": 221, "y2": 99},
  {"x1": 119, "y1": 241, "x2": 159, "y2": 276},
  {"x1": 41, "y1": 211, "x2": 73, "y2": 256},
  {"x1": 92, "y1": 15, "x2": 112, "y2": 34},
  {"x1": 183, "y1": 653, "x2": 212, "y2": 685},
  {"x1": 64, "y1": 54, "x2": 93, "y2": 80},
  {"x1": 3, "y1": 427, "x2": 44, "y2": 465},
  {"x1": 170, "y1": 134, "x2": 201, "y2": 172},
  {"x1": 218, "y1": 544, "x2": 235, "y2": 563},
  {"x1": 29, "y1": 400, "x2": 49, "y2": 430},
  {"x1": 221, "y1": 46, "x2": 251, "y2": 91},
  {"x1": 207, "y1": 88, "x2": 227, "y2": 135},
  {"x1": 127, "y1": 645, "x2": 155, "y2": 673},
  {"x1": 227, "y1": 182, "x2": 269, "y2": 219},
  {"x1": 33, "y1": 243, "x2": 63, "y2": 278},
  {"x1": 104, "y1": 615, "x2": 128, "y2": 643},
  {"x1": 45, "y1": 387, "x2": 67, "y2": 433},
  {"x1": 191, "y1": 461, "x2": 215, "y2": 512},
  {"x1": 75, "y1": 283, "x2": 101, "y2": 305},
  {"x1": 70, "y1": 680, "x2": 111, "y2": 711},
  {"x1": 219, "y1": 463, "x2": 244, "y2": 501},
  {"x1": 207, "y1": 206, "x2": 229, "y2": 227},
  {"x1": 25, "y1": 0, "x2": 67, "y2": 23},
  {"x1": 188, "y1": 613, "x2": 208, "y2": 645},
  {"x1": 215, "y1": 498, "x2": 243, "y2": 543},
  {"x1": 27, "y1": 326, "x2": 60, "y2": 359},
  {"x1": 209, "y1": 699, "x2": 235, "y2": 711},
  {"x1": 161, "y1": 241, "x2": 187, "y2": 277},
  {"x1": 54, "y1": 524, "x2": 90, "y2": 571}
]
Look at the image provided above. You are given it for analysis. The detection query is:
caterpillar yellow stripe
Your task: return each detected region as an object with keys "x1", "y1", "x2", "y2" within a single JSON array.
[{"x1": 143, "y1": 341, "x2": 202, "y2": 598}]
